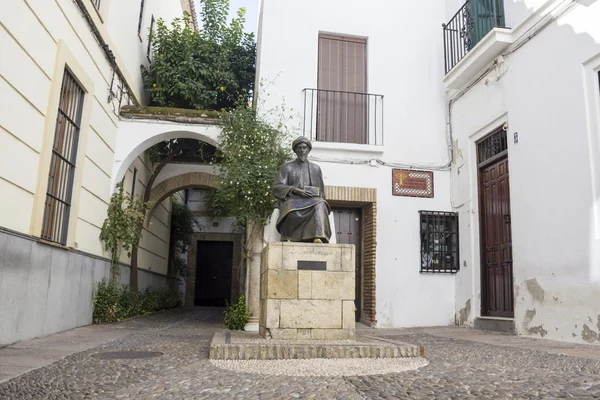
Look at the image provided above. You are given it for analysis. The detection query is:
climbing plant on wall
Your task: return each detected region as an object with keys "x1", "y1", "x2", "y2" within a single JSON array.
[{"x1": 99, "y1": 182, "x2": 146, "y2": 277}]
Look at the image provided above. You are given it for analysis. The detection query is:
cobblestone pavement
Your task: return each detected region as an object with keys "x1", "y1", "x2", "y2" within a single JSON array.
[{"x1": 2, "y1": 308, "x2": 600, "y2": 399}]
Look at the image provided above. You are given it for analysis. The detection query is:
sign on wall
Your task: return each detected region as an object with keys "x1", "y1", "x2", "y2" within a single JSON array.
[{"x1": 392, "y1": 169, "x2": 434, "y2": 198}]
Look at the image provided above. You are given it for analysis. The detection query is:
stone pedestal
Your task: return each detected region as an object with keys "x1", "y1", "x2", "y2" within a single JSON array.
[
  {"x1": 259, "y1": 242, "x2": 356, "y2": 340},
  {"x1": 245, "y1": 222, "x2": 262, "y2": 332}
]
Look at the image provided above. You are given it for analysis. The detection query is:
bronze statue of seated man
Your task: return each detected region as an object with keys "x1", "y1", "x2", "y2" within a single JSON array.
[{"x1": 272, "y1": 136, "x2": 332, "y2": 243}]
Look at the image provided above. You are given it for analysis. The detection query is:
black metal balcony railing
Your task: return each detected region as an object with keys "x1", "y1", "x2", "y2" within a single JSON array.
[
  {"x1": 302, "y1": 88, "x2": 384, "y2": 146},
  {"x1": 443, "y1": 0, "x2": 506, "y2": 74}
]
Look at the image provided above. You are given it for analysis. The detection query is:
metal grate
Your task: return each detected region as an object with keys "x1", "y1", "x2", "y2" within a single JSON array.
[
  {"x1": 147, "y1": 15, "x2": 155, "y2": 61},
  {"x1": 477, "y1": 127, "x2": 507, "y2": 165},
  {"x1": 419, "y1": 211, "x2": 459, "y2": 274},
  {"x1": 41, "y1": 70, "x2": 84, "y2": 245},
  {"x1": 137, "y1": 0, "x2": 145, "y2": 35},
  {"x1": 443, "y1": 0, "x2": 506, "y2": 74},
  {"x1": 302, "y1": 88, "x2": 384, "y2": 145},
  {"x1": 92, "y1": 0, "x2": 101, "y2": 10}
]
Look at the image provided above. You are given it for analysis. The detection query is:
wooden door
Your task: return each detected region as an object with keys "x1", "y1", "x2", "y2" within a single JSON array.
[
  {"x1": 479, "y1": 157, "x2": 513, "y2": 317},
  {"x1": 195, "y1": 241, "x2": 233, "y2": 307},
  {"x1": 332, "y1": 208, "x2": 362, "y2": 321}
]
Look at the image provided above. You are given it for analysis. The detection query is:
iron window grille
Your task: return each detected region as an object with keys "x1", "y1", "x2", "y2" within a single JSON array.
[
  {"x1": 137, "y1": 0, "x2": 145, "y2": 35},
  {"x1": 92, "y1": 0, "x2": 101, "y2": 10},
  {"x1": 477, "y1": 126, "x2": 507, "y2": 165},
  {"x1": 147, "y1": 15, "x2": 155, "y2": 61},
  {"x1": 41, "y1": 69, "x2": 85, "y2": 245},
  {"x1": 131, "y1": 167, "x2": 137, "y2": 197},
  {"x1": 419, "y1": 211, "x2": 459, "y2": 273}
]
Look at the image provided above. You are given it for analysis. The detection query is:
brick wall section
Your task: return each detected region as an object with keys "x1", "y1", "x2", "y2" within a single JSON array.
[
  {"x1": 325, "y1": 185, "x2": 377, "y2": 326},
  {"x1": 185, "y1": 233, "x2": 242, "y2": 307},
  {"x1": 147, "y1": 172, "x2": 220, "y2": 223},
  {"x1": 362, "y1": 202, "x2": 377, "y2": 325}
]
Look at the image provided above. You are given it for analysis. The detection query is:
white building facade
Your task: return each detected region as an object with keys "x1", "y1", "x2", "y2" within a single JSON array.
[
  {"x1": 256, "y1": 0, "x2": 600, "y2": 342},
  {"x1": 0, "y1": 0, "x2": 198, "y2": 346}
]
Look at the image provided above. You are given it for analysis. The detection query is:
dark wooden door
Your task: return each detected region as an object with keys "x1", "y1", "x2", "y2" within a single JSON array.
[
  {"x1": 332, "y1": 208, "x2": 362, "y2": 321},
  {"x1": 479, "y1": 157, "x2": 513, "y2": 317},
  {"x1": 195, "y1": 241, "x2": 233, "y2": 307}
]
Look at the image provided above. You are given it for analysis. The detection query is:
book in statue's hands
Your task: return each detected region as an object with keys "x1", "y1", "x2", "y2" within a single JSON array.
[{"x1": 303, "y1": 186, "x2": 320, "y2": 197}]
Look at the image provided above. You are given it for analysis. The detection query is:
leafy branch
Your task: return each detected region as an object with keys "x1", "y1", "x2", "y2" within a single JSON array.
[{"x1": 99, "y1": 182, "x2": 146, "y2": 278}]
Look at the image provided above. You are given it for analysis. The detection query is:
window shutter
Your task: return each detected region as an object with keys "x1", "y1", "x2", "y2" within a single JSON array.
[{"x1": 317, "y1": 34, "x2": 367, "y2": 144}]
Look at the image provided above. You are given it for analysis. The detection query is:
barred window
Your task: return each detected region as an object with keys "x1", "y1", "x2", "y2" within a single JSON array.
[
  {"x1": 419, "y1": 211, "x2": 459, "y2": 273},
  {"x1": 137, "y1": 0, "x2": 145, "y2": 35},
  {"x1": 41, "y1": 70, "x2": 85, "y2": 245},
  {"x1": 147, "y1": 15, "x2": 155, "y2": 61}
]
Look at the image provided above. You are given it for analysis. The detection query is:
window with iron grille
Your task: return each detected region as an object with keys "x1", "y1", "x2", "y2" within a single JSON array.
[
  {"x1": 477, "y1": 126, "x2": 507, "y2": 165},
  {"x1": 137, "y1": 0, "x2": 145, "y2": 35},
  {"x1": 419, "y1": 211, "x2": 459, "y2": 273},
  {"x1": 41, "y1": 69, "x2": 85, "y2": 245},
  {"x1": 147, "y1": 15, "x2": 155, "y2": 61},
  {"x1": 92, "y1": 0, "x2": 101, "y2": 11},
  {"x1": 131, "y1": 167, "x2": 137, "y2": 197}
]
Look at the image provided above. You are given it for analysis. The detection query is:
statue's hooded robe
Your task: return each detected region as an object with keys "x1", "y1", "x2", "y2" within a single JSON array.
[{"x1": 272, "y1": 141, "x2": 332, "y2": 242}]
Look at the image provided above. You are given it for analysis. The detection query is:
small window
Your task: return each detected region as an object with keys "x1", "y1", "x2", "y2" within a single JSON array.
[
  {"x1": 419, "y1": 211, "x2": 459, "y2": 274},
  {"x1": 137, "y1": 0, "x2": 145, "y2": 36},
  {"x1": 92, "y1": 0, "x2": 101, "y2": 10},
  {"x1": 131, "y1": 167, "x2": 137, "y2": 196},
  {"x1": 477, "y1": 127, "x2": 507, "y2": 166},
  {"x1": 147, "y1": 15, "x2": 155, "y2": 61},
  {"x1": 41, "y1": 69, "x2": 85, "y2": 245}
]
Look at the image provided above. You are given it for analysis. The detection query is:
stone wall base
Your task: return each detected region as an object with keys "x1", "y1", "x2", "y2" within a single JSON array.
[{"x1": 0, "y1": 229, "x2": 171, "y2": 346}]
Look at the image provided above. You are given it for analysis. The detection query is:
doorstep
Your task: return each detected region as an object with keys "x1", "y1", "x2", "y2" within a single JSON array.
[{"x1": 474, "y1": 317, "x2": 516, "y2": 334}]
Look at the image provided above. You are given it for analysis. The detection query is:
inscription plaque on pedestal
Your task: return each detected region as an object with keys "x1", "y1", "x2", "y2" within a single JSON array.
[{"x1": 297, "y1": 260, "x2": 327, "y2": 271}]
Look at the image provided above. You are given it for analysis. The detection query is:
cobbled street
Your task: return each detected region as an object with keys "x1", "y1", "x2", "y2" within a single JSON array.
[{"x1": 2, "y1": 308, "x2": 600, "y2": 399}]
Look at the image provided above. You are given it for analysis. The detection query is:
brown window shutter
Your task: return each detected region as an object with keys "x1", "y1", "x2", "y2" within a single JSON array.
[{"x1": 317, "y1": 34, "x2": 367, "y2": 144}]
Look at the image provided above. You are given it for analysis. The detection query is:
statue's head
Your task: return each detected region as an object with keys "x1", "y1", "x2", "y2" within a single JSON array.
[{"x1": 292, "y1": 136, "x2": 312, "y2": 162}]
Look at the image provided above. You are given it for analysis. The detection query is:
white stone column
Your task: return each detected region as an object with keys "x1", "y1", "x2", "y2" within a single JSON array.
[{"x1": 244, "y1": 221, "x2": 263, "y2": 332}]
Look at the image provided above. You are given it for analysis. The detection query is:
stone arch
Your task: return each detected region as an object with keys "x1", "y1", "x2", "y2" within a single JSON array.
[
  {"x1": 146, "y1": 172, "x2": 220, "y2": 224},
  {"x1": 112, "y1": 123, "x2": 221, "y2": 190}
]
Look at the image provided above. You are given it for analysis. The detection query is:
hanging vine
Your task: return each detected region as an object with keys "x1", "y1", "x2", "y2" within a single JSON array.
[{"x1": 99, "y1": 182, "x2": 147, "y2": 277}]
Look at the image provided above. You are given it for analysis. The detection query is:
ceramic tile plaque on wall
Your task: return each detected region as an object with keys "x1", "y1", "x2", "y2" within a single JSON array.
[{"x1": 392, "y1": 169, "x2": 434, "y2": 198}]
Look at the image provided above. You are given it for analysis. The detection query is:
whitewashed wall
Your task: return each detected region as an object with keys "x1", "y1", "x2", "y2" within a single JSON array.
[
  {"x1": 450, "y1": 0, "x2": 600, "y2": 343},
  {"x1": 0, "y1": 0, "x2": 187, "y2": 344},
  {"x1": 0, "y1": 0, "x2": 186, "y2": 264},
  {"x1": 106, "y1": 0, "x2": 187, "y2": 102},
  {"x1": 257, "y1": 0, "x2": 455, "y2": 328}
]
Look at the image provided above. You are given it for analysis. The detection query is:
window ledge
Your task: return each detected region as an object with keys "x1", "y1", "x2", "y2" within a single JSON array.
[
  {"x1": 443, "y1": 28, "x2": 513, "y2": 90},
  {"x1": 310, "y1": 141, "x2": 385, "y2": 155},
  {"x1": 38, "y1": 238, "x2": 70, "y2": 251}
]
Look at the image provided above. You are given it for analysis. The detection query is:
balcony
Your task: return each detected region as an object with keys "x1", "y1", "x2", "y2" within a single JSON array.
[
  {"x1": 302, "y1": 88, "x2": 384, "y2": 146},
  {"x1": 443, "y1": 0, "x2": 506, "y2": 74}
]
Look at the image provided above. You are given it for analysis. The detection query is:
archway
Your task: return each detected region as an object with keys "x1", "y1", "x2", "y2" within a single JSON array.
[
  {"x1": 147, "y1": 171, "x2": 220, "y2": 223},
  {"x1": 112, "y1": 121, "x2": 221, "y2": 189}
]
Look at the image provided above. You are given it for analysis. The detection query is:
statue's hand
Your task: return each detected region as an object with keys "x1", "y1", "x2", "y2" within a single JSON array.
[{"x1": 293, "y1": 188, "x2": 313, "y2": 198}]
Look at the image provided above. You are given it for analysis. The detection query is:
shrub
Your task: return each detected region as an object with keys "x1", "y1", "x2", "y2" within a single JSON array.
[
  {"x1": 92, "y1": 279, "x2": 134, "y2": 323},
  {"x1": 223, "y1": 295, "x2": 249, "y2": 330},
  {"x1": 92, "y1": 279, "x2": 181, "y2": 323}
]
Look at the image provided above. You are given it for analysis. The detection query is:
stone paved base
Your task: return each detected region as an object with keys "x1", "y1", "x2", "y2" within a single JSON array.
[{"x1": 209, "y1": 332, "x2": 424, "y2": 360}]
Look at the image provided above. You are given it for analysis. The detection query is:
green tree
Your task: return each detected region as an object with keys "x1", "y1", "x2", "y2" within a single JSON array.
[{"x1": 141, "y1": 1, "x2": 255, "y2": 111}]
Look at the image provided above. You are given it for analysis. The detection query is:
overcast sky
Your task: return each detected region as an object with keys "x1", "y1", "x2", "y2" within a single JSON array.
[{"x1": 194, "y1": 0, "x2": 259, "y2": 36}]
